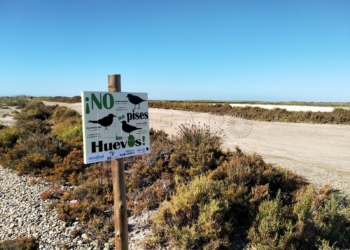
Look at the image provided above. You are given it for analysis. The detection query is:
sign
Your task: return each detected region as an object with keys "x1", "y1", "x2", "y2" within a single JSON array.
[{"x1": 82, "y1": 91, "x2": 150, "y2": 164}]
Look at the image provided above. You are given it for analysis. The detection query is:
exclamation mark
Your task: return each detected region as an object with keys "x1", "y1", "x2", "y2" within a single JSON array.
[
  {"x1": 85, "y1": 97, "x2": 90, "y2": 114},
  {"x1": 142, "y1": 136, "x2": 145, "y2": 145}
]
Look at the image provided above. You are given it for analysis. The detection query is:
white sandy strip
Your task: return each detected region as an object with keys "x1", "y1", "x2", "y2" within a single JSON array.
[{"x1": 229, "y1": 104, "x2": 336, "y2": 112}]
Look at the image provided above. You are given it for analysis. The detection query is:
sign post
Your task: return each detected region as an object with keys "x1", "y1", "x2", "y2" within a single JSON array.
[
  {"x1": 108, "y1": 74, "x2": 128, "y2": 250},
  {"x1": 82, "y1": 75, "x2": 151, "y2": 249}
]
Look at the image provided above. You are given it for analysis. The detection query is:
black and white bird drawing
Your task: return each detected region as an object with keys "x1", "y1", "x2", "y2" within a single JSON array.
[
  {"x1": 121, "y1": 121, "x2": 142, "y2": 136},
  {"x1": 126, "y1": 94, "x2": 146, "y2": 111},
  {"x1": 88, "y1": 114, "x2": 116, "y2": 130}
]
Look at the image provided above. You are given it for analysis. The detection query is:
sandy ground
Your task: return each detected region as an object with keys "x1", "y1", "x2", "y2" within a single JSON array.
[
  {"x1": 148, "y1": 108, "x2": 350, "y2": 195},
  {"x1": 4, "y1": 101, "x2": 350, "y2": 195},
  {"x1": 0, "y1": 107, "x2": 18, "y2": 126}
]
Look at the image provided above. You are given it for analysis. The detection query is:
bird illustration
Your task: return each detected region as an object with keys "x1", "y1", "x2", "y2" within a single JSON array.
[
  {"x1": 121, "y1": 121, "x2": 142, "y2": 135},
  {"x1": 126, "y1": 94, "x2": 146, "y2": 111},
  {"x1": 88, "y1": 114, "x2": 116, "y2": 130}
]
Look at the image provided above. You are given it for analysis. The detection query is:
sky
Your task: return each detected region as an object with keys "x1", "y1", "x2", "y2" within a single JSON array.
[{"x1": 1, "y1": 0, "x2": 349, "y2": 102}]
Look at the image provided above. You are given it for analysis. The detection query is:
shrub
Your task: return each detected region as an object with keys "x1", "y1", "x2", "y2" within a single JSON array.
[
  {"x1": 168, "y1": 123, "x2": 225, "y2": 182},
  {"x1": 35, "y1": 96, "x2": 81, "y2": 103},
  {"x1": 15, "y1": 119, "x2": 52, "y2": 135},
  {"x1": 40, "y1": 187, "x2": 64, "y2": 201},
  {"x1": 292, "y1": 185, "x2": 350, "y2": 249},
  {"x1": 0, "y1": 95, "x2": 29, "y2": 108},
  {"x1": 147, "y1": 175, "x2": 234, "y2": 250},
  {"x1": 0, "y1": 126, "x2": 25, "y2": 148},
  {"x1": 53, "y1": 149, "x2": 85, "y2": 184},
  {"x1": 40, "y1": 191, "x2": 53, "y2": 200},
  {"x1": 126, "y1": 128, "x2": 174, "y2": 215},
  {"x1": 55, "y1": 162, "x2": 114, "y2": 243},
  {"x1": 52, "y1": 117, "x2": 82, "y2": 141},
  {"x1": 248, "y1": 191, "x2": 297, "y2": 249},
  {"x1": 0, "y1": 236, "x2": 38, "y2": 250},
  {"x1": 126, "y1": 124, "x2": 227, "y2": 216},
  {"x1": 57, "y1": 180, "x2": 113, "y2": 222},
  {"x1": 2, "y1": 99, "x2": 350, "y2": 248},
  {"x1": 0, "y1": 133, "x2": 60, "y2": 174},
  {"x1": 52, "y1": 106, "x2": 80, "y2": 121},
  {"x1": 14, "y1": 101, "x2": 55, "y2": 121},
  {"x1": 149, "y1": 101, "x2": 350, "y2": 124},
  {"x1": 146, "y1": 147, "x2": 308, "y2": 249}
]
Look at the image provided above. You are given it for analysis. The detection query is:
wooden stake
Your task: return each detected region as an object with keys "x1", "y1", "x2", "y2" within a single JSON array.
[{"x1": 108, "y1": 74, "x2": 128, "y2": 250}]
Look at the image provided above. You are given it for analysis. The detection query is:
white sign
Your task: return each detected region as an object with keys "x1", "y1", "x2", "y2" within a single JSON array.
[{"x1": 81, "y1": 91, "x2": 150, "y2": 164}]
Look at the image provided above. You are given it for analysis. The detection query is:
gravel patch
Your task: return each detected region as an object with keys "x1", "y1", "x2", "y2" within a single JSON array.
[{"x1": 0, "y1": 167, "x2": 103, "y2": 249}]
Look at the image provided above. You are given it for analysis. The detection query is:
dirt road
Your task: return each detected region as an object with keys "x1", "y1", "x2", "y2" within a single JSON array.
[{"x1": 41, "y1": 102, "x2": 350, "y2": 195}]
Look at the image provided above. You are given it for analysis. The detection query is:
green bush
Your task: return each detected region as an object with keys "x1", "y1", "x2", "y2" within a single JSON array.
[
  {"x1": 145, "y1": 147, "x2": 305, "y2": 249},
  {"x1": 248, "y1": 185, "x2": 350, "y2": 249},
  {"x1": 0, "y1": 126, "x2": 25, "y2": 148},
  {"x1": 52, "y1": 106, "x2": 80, "y2": 121},
  {"x1": 145, "y1": 140, "x2": 350, "y2": 250},
  {"x1": 248, "y1": 191, "x2": 297, "y2": 249},
  {"x1": 126, "y1": 124, "x2": 227, "y2": 216},
  {"x1": 169, "y1": 123, "x2": 225, "y2": 182},
  {"x1": 0, "y1": 103, "x2": 83, "y2": 178},
  {"x1": 147, "y1": 175, "x2": 234, "y2": 249},
  {"x1": 53, "y1": 120, "x2": 82, "y2": 141},
  {"x1": 293, "y1": 186, "x2": 350, "y2": 248},
  {"x1": 14, "y1": 101, "x2": 55, "y2": 121}
]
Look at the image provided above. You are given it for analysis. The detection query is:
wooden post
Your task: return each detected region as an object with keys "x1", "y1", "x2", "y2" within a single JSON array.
[{"x1": 108, "y1": 74, "x2": 128, "y2": 250}]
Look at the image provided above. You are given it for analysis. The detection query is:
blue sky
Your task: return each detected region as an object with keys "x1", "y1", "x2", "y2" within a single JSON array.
[{"x1": 1, "y1": 0, "x2": 349, "y2": 101}]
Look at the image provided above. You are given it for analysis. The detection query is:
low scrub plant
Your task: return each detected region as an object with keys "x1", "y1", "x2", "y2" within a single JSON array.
[
  {"x1": 126, "y1": 124, "x2": 227, "y2": 216},
  {"x1": 0, "y1": 126, "x2": 26, "y2": 148},
  {"x1": 149, "y1": 101, "x2": 350, "y2": 124},
  {"x1": 145, "y1": 144, "x2": 350, "y2": 249},
  {"x1": 169, "y1": 123, "x2": 225, "y2": 182},
  {"x1": 0, "y1": 236, "x2": 38, "y2": 250},
  {"x1": 1, "y1": 100, "x2": 350, "y2": 249},
  {"x1": 147, "y1": 175, "x2": 235, "y2": 249},
  {"x1": 13, "y1": 101, "x2": 56, "y2": 121},
  {"x1": 55, "y1": 161, "x2": 114, "y2": 244},
  {"x1": 52, "y1": 106, "x2": 80, "y2": 121},
  {"x1": 52, "y1": 116, "x2": 82, "y2": 141},
  {"x1": 0, "y1": 95, "x2": 29, "y2": 108},
  {"x1": 35, "y1": 95, "x2": 81, "y2": 103}
]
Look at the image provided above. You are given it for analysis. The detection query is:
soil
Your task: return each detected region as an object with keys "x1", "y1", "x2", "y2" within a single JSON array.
[
  {"x1": 3, "y1": 101, "x2": 350, "y2": 196},
  {"x1": 0, "y1": 107, "x2": 18, "y2": 126}
]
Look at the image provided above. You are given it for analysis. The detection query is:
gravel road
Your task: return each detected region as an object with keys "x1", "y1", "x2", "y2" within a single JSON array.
[{"x1": 149, "y1": 108, "x2": 350, "y2": 195}]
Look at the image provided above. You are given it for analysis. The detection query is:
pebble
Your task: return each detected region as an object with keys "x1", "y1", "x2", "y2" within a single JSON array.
[{"x1": 0, "y1": 166, "x2": 114, "y2": 249}]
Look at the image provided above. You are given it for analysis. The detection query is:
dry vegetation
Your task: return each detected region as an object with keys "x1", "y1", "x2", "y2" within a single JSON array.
[
  {"x1": 0, "y1": 96, "x2": 349, "y2": 249},
  {"x1": 149, "y1": 101, "x2": 350, "y2": 124},
  {"x1": 0, "y1": 236, "x2": 38, "y2": 250}
]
